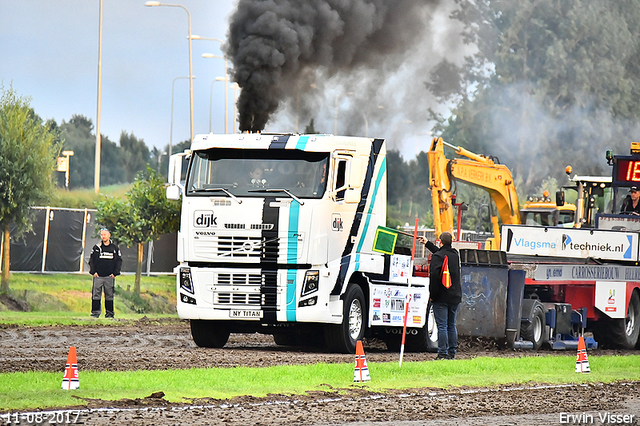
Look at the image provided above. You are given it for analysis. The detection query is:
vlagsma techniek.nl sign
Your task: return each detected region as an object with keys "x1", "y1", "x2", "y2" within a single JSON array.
[{"x1": 501, "y1": 225, "x2": 639, "y2": 262}]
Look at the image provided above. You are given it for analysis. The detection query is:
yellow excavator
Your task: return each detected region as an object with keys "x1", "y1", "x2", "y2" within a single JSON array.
[
  {"x1": 427, "y1": 137, "x2": 521, "y2": 249},
  {"x1": 428, "y1": 137, "x2": 587, "y2": 248}
]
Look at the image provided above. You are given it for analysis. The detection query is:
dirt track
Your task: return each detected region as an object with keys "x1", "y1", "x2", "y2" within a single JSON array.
[{"x1": 1, "y1": 318, "x2": 639, "y2": 425}]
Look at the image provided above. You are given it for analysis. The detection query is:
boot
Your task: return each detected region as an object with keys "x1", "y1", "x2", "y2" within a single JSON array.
[
  {"x1": 91, "y1": 299, "x2": 101, "y2": 318},
  {"x1": 105, "y1": 300, "x2": 115, "y2": 318}
]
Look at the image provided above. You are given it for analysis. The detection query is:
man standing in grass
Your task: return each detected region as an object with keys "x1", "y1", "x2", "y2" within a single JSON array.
[
  {"x1": 418, "y1": 232, "x2": 462, "y2": 360},
  {"x1": 89, "y1": 228, "x2": 122, "y2": 318}
]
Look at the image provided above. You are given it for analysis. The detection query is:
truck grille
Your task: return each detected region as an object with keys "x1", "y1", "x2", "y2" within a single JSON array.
[
  {"x1": 194, "y1": 236, "x2": 263, "y2": 259},
  {"x1": 213, "y1": 272, "x2": 271, "y2": 308},
  {"x1": 216, "y1": 292, "x2": 263, "y2": 305},
  {"x1": 217, "y1": 273, "x2": 263, "y2": 285}
]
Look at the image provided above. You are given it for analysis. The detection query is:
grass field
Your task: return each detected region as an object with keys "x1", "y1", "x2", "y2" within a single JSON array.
[
  {"x1": 0, "y1": 273, "x2": 177, "y2": 322},
  {"x1": 1, "y1": 355, "x2": 638, "y2": 411},
  {"x1": 1, "y1": 273, "x2": 639, "y2": 412}
]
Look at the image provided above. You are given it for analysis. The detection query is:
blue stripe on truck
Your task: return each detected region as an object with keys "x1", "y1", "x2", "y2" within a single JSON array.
[
  {"x1": 286, "y1": 202, "x2": 300, "y2": 321},
  {"x1": 295, "y1": 136, "x2": 309, "y2": 150},
  {"x1": 356, "y1": 156, "x2": 386, "y2": 253}
]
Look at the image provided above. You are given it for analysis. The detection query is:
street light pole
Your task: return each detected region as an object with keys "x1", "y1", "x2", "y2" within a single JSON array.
[
  {"x1": 95, "y1": 0, "x2": 103, "y2": 194},
  {"x1": 157, "y1": 151, "x2": 167, "y2": 173},
  {"x1": 194, "y1": 36, "x2": 228, "y2": 134},
  {"x1": 230, "y1": 82, "x2": 239, "y2": 134},
  {"x1": 202, "y1": 53, "x2": 228, "y2": 133},
  {"x1": 145, "y1": 1, "x2": 194, "y2": 142},
  {"x1": 170, "y1": 76, "x2": 191, "y2": 158}
]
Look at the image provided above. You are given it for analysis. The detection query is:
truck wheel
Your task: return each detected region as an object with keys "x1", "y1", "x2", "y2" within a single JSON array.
[
  {"x1": 406, "y1": 302, "x2": 439, "y2": 352},
  {"x1": 520, "y1": 299, "x2": 545, "y2": 350},
  {"x1": 325, "y1": 284, "x2": 366, "y2": 354},
  {"x1": 609, "y1": 290, "x2": 640, "y2": 349},
  {"x1": 190, "y1": 320, "x2": 230, "y2": 348},
  {"x1": 273, "y1": 333, "x2": 297, "y2": 346}
]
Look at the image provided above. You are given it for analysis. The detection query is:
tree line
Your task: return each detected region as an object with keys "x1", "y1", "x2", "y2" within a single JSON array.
[
  {"x1": 51, "y1": 114, "x2": 189, "y2": 189},
  {"x1": 427, "y1": 0, "x2": 640, "y2": 196}
]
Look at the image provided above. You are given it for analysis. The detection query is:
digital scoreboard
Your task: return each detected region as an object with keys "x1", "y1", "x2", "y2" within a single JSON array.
[{"x1": 613, "y1": 156, "x2": 640, "y2": 185}]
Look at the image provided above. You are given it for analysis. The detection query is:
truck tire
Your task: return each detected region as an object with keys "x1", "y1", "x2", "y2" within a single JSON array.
[
  {"x1": 406, "y1": 302, "x2": 439, "y2": 352},
  {"x1": 273, "y1": 333, "x2": 297, "y2": 346},
  {"x1": 190, "y1": 320, "x2": 230, "y2": 348},
  {"x1": 325, "y1": 284, "x2": 366, "y2": 354},
  {"x1": 520, "y1": 299, "x2": 545, "y2": 350},
  {"x1": 609, "y1": 290, "x2": 640, "y2": 349}
]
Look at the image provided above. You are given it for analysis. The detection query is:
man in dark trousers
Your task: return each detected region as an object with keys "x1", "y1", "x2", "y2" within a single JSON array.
[
  {"x1": 418, "y1": 232, "x2": 462, "y2": 360},
  {"x1": 89, "y1": 228, "x2": 122, "y2": 318}
]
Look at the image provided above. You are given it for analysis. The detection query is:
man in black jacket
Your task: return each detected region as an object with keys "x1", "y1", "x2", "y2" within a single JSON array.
[
  {"x1": 89, "y1": 228, "x2": 122, "y2": 318},
  {"x1": 418, "y1": 232, "x2": 462, "y2": 360},
  {"x1": 620, "y1": 186, "x2": 640, "y2": 215}
]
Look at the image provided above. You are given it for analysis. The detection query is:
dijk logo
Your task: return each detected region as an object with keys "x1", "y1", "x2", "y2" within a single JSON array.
[
  {"x1": 194, "y1": 211, "x2": 217, "y2": 228},
  {"x1": 332, "y1": 214, "x2": 343, "y2": 231}
]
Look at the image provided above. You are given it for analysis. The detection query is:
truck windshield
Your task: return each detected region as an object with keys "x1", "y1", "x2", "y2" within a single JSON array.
[{"x1": 186, "y1": 148, "x2": 330, "y2": 198}]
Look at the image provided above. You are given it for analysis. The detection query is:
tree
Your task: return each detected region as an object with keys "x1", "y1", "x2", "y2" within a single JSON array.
[
  {"x1": 119, "y1": 131, "x2": 150, "y2": 183},
  {"x1": 58, "y1": 115, "x2": 124, "y2": 188},
  {"x1": 427, "y1": 0, "x2": 640, "y2": 195},
  {"x1": 0, "y1": 87, "x2": 60, "y2": 292},
  {"x1": 95, "y1": 167, "x2": 180, "y2": 295}
]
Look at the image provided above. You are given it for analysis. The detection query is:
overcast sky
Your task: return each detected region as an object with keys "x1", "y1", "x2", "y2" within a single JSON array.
[
  {"x1": 1, "y1": 0, "x2": 239, "y2": 153},
  {"x1": 0, "y1": 0, "x2": 467, "y2": 160}
]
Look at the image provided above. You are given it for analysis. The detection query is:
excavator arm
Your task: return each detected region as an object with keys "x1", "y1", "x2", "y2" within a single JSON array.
[{"x1": 428, "y1": 137, "x2": 521, "y2": 248}]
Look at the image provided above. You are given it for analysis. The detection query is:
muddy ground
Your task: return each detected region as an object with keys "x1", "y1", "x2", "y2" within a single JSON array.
[{"x1": 1, "y1": 318, "x2": 639, "y2": 425}]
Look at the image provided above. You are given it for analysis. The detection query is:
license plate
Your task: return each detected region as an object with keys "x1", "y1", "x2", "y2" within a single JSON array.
[{"x1": 229, "y1": 310, "x2": 263, "y2": 318}]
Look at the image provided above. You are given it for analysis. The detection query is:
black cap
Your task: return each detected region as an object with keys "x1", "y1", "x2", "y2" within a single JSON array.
[{"x1": 630, "y1": 186, "x2": 639, "y2": 192}]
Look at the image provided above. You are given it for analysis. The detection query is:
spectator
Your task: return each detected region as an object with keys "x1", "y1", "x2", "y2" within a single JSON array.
[{"x1": 88, "y1": 228, "x2": 122, "y2": 318}]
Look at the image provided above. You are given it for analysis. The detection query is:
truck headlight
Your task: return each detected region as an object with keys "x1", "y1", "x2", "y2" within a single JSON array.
[
  {"x1": 180, "y1": 293, "x2": 196, "y2": 305},
  {"x1": 180, "y1": 268, "x2": 194, "y2": 294},
  {"x1": 301, "y1": 270, "x2": 319, "y2": 296},
  {"x1": 298, "y1": 296, "x2": 317, "y2": 307}
]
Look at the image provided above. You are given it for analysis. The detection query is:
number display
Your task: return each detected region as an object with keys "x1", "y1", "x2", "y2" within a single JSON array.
[{"x1": 614, "y1": 158, "x2": 640, "y2": 184}]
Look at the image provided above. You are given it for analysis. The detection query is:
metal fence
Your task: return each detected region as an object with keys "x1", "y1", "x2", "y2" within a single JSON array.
[{"x1": 1, "y1": 207, "x2": 178, "y2": 274}]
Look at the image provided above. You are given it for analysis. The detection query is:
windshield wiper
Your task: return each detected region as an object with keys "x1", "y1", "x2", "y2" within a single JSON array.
[
  {"x1": 248, "y1": 188, "x2": 305, "y2": 205},
  {"x1": 192, "y1": 187, "x2": 242, "y2": 204}
]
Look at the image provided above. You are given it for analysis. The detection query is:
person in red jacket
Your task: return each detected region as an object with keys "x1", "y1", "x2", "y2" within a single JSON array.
[
  {"x1": 88, "y1": 228, "x2": 122, "y2": 318},
  {"x1": 418, "y1": 232, "x2": 462, "y2": 360}
]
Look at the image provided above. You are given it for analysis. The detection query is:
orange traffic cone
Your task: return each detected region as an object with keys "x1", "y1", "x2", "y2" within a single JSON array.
[
  {"x1": 354, "y1": 340, "x2": 371, "y2": 382},
  {"x1": 61, "y1": 347, "x2": 80, "y2": 390},
  {"x1": 575, "y1": 336, "x2": 591, "y2": 373}
]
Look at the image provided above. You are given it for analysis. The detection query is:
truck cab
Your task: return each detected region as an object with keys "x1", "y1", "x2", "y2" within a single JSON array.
[{"x1": 166, "y1": 133, "x2": 433, "y2": 353}]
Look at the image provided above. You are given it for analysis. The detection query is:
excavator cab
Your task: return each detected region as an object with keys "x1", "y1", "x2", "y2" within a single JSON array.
[{"x1": 520, "y1": 191, "x2": 577, "y2": 228}]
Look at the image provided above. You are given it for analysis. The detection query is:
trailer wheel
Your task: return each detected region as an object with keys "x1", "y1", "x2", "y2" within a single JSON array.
[
  {"x1": 190, "y1": 320, "x2": 230, "y2": 348},
  {"x1": 406, "y1": 302, "x2": 439, "y2": 352},
  {"x1": 610, "y1": 290, "x2": 640, "y2": 349},
  {"x1": 325, "y1": 284, "x2": 366, "y2": 354},
  {"x1": 520, "y1": 300, "x2": 545, "y2": 350}
]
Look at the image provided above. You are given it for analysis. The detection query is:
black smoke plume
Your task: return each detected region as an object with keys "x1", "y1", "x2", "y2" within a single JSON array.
[{"x1": 226, "y1": 0, "x2": 439, "y2": 133}]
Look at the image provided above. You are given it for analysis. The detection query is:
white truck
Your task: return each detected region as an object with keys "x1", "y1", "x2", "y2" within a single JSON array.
[{"x1": 166, "y1": 133, "x2": 434, "y2": 353}]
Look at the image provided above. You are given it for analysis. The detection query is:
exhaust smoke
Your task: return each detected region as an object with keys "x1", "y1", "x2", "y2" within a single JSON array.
[{"x1": 225, "y1": 0, "x2": 440, "y2": 133}]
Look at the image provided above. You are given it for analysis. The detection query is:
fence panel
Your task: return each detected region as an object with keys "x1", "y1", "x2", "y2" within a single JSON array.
[{"x1": 3, "y1": 207, "x2": 177, "y2": 273}]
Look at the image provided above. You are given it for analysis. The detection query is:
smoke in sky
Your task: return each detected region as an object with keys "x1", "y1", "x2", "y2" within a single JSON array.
[{"x1": 225, "y1": 0, "x2": 449, "y2": 135}]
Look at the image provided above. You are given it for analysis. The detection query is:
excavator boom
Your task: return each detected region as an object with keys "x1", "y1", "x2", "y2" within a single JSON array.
[{"x1": 428, "y1": 137, "x2": 521, "y2": 248}]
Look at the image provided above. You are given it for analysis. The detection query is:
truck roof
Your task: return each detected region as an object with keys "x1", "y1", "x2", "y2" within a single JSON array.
[{"x1": 190, "y1": 133, "x2": 381, "y2": 154}]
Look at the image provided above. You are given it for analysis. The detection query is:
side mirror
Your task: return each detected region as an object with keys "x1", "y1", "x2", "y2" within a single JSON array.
[
  {"x1": 348, "y1": 159, "x2": 363, "y2": 188},
  {"x1": 344, "y1": 188, "x2": 361, "y2": 203},
  {"x1": 166, "y1": 185, "x2": 181, "y2": 200},
  {"x1": 556, "y1": 191, "x2": 565, "y2": 207}
]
